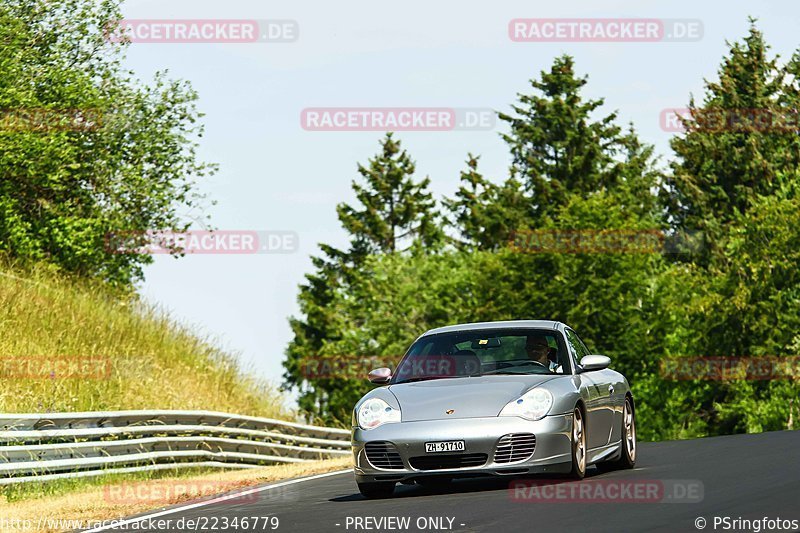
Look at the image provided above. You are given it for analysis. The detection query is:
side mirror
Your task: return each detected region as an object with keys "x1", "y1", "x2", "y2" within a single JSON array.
[
  {"x1": 368, "y1": 367, "x2": 392, "y2": 384},
  {"x1": 579, "y1": 355, "x2": 611, "y2": 372}
]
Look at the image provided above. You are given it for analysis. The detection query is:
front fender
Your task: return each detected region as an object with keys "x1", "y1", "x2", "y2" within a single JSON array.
[{"x1": 537, "y1": 375, "x2": 583, "y2": 415}]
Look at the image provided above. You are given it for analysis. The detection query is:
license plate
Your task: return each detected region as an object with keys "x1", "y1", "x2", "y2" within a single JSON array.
[{"x1": 425, "y1": 440, "x2": 465, "y2": 453}]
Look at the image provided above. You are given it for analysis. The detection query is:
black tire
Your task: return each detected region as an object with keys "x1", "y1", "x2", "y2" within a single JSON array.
[
  {"x1": 357, "y1": 481, "x2": 395, "y2": 499},
  {"x1": 569, "y1": 406, "x2": 587, "y2": 479},
  {"x1": 610, "y1": 396, "x2": 637, "y2": 469}
]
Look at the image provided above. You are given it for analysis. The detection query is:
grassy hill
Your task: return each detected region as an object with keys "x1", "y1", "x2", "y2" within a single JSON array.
[{"x1": 0, "y1": 263, "x2": 288, "y2": 417}]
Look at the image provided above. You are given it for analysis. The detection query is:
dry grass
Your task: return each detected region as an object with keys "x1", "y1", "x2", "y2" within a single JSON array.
[
  {"x1": 0, "y1": 262, "x2": 320, "y2": 520},
  {"x1": 0, "y1": 264, "x2": 289, "y2": 416},
  {"x1": 0, "y1": 457, "x2": 353, "y2": 532}
]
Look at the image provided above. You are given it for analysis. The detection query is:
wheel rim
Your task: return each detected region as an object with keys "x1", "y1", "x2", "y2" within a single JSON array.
[
  {"x1": 573, "y1": 408, "x2": 585, "y2": 473},
  {"x1": 624, "y1": 399, "x2": 636, "y2": 461}
]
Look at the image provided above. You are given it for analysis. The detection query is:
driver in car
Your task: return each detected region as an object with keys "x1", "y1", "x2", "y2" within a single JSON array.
[{"x1": 525, "y1": 334, "x2": 561, "y2": 373}]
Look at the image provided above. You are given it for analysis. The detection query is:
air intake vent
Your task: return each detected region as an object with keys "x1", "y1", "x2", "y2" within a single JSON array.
[
  {"x1": 409, "y1": 453, "x2": 487, "y2": 471},
  {"x1": 494, "y1": 433, "x2": 536, "y2": 464},
  {"x1": 365, "y1": 442, "x2": 404, "y2": 470}
]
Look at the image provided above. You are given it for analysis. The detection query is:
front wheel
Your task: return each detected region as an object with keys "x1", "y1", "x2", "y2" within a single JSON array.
[
  {"x1": 357, "y1": 481, "x2": 395, "y2": 499},
  {"x1": 569, "y1": 406, "x2": 586, "y2": 479}
]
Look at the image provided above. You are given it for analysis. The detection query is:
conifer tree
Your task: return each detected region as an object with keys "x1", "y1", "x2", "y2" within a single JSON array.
[
  {"x1": 443, "y1": 154, "x2": 527, "y2": 250},
  {"x1": 336, "y1": 133, "x2": 443, "y2": 261},
  {"x1": 667, "y1": 20, "x2": 800, "y2": 232},
  {"x1": 499, "y1": 55, "x2": 628, "y2": 224},
  {"x1": 283, "y1": 134, "x2": 442, "y2": 421}
]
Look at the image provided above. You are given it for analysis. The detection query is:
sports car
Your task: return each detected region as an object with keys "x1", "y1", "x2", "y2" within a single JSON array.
[{"x1": 351, "y1": 320, "x2": 637, "y2": 498}]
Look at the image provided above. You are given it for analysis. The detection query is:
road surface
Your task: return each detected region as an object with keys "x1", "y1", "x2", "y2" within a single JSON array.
[{"x1": 87, "y1": 430, "x2": 800, "y2": 533}]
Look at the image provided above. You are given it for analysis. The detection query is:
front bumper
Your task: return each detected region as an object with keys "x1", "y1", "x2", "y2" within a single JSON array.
[{"x1": 352, "y1": 414, "x2": 573, "y2": 483}]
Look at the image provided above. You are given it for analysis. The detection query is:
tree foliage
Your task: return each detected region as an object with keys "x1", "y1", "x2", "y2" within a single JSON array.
[
  {"x1": 0, "y1": 0, "x2": 214, "y2": 285},
  {"x1": 284, "y1": 134, "x2": 443, "y2": 423},
  {"x1": 443, "y1": 154, "x2": 527, "y2": 251},
  {"x1": 498, "y1": 55, "x2": 635, "y2": 224},
  {"x1": 667, "y1": 21, "x2": 800, "y2": 238},
  {"x1": 336, "y1": 133, "x2": 442, "y2": 261},
  {"x1": 287, "y1": 23, "x2": 800, "y2": 438}
]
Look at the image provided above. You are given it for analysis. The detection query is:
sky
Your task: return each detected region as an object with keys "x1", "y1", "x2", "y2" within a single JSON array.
[{"x1": 119, "y1": 0, "x2": 800, "y2": 409}]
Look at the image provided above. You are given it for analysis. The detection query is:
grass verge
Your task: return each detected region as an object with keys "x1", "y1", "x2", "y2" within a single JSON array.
[
  {"x1": 0, "y1": 262, "x2": 289, "y2": 416},
  {"x1": 0, "y1": 457, "x2": 352, "y2": 532}
]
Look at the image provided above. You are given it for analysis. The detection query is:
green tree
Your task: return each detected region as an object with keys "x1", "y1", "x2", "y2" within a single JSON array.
[
  {"x1": 286, "y1": 251, "x2": 501, "y2": 423},
  {"x1": 449, "y1": 56, "x2": 662, "y2": 252},
  {"x1": 638, "y1": 184, "x2": 800, "y2": 440},
  {"x1": 666, "y1": 21, "x2": 800, "y2": 235},
  {"x1": 336, "y1": 133, "x2": 443, "y2": 262},
  {"x1": 498, "y1": 55, "x2": 630, "y2": 224},
  {"x1": 285, "y1": 23, "x2": 800, "y2": 439},
  {"x1": 443, "y1": 154, "x2": 527, "y2": 251},
  {"x1": 0, "y1": 0, "x2": 214, "y2": 285},
  {"x1": 283, "y1": 134, "x2": 443, "y2": 423},
  {"x1": 643, "y1": 21, "x2": 800, "y2": 439},
  {"x1": 702, "y1": 187, "x2": 800, "y2": 434}
]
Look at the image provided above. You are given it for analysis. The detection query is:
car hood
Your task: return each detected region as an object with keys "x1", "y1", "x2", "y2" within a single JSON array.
[{"x1": 388, "y1": 375, "x2": 557, "y2": 422}]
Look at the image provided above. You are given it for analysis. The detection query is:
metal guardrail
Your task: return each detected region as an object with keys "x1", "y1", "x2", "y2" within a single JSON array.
[{"x1": 0, "y1": 410, "x2": 351, "y2": 485}]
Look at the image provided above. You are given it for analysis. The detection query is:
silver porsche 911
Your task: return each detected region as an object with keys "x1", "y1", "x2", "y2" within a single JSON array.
[{"x1": 351, "y1": 320, "x2": 637, "y2": 498}]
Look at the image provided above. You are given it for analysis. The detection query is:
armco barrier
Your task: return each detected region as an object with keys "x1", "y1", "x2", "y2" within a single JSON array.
[{"x1": 0, "y1": 410, "x2": 350, "y2": 485}]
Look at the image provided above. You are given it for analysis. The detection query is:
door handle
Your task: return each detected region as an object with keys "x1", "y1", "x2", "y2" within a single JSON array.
[{"x1": 608, "y1": 385, "x2": 615, "y2": 394}]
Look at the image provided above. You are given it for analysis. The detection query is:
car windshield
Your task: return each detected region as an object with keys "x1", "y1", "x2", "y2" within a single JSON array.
[{"x1": 392, "y1": 328, "x2": 568, "y2": 384}]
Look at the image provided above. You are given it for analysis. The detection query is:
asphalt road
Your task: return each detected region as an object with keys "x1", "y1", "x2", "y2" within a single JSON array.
[{"x1": 92, "y1": 430, "x2": 800, "y2": 533}]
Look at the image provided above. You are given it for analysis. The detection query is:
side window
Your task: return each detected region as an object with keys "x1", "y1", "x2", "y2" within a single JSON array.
[
  {"x1": 563, "y1": 330, "x2": 579, "y2": 368},
  {"x1": 565, "y1": 329, "x2": 590, "y2": 361},
  {"x1": 575, "y1": 333, "x2": 591, "y2": 358}
]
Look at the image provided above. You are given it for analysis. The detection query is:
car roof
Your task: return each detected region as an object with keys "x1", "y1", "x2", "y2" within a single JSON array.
[{"x1": 421, "y1": 320, "x2": 564, "y2": 337}]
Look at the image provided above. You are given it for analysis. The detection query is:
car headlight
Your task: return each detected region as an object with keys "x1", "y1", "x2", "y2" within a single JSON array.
[
  {"x1": 499, "y1": 388, "x2": 553, "y2": 421},
  {"x1": 357, "y1": 398, "x2": 401, "y2": 429}
]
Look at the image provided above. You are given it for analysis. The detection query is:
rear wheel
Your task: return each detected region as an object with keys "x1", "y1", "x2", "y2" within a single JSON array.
[
  {"x1": 612, "y1": 396, "x2": 636, "y2": 469},
  {"x1": 357, "y1": 481, "x2": 395, "y2": 499},
  {"x1": 599, "y1": 396, "x2": 636, "y2": 472},
  {"x1": 569, "y1": 406, "x2": 586, "y2": 479}
]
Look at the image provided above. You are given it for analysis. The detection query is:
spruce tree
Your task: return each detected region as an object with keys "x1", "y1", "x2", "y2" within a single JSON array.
[
  {"x1": 667, "y1": 20, "x2": 800, "y2": 232},
  {"x1": 499, "y1": 55, "x2": 627, "y2": 224},
  {"x1": 443, "y1": 154, "x2": 527, "y2": 251},
  {"x1": 283, "y1": 133, "x2": 443, "y2": 422},
  {"x1": 336, "y1": 133, "x2": 443, "y2": 260},
  {"x1": 448, "y1": 56, "x2": 661, "y2": 250}
]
